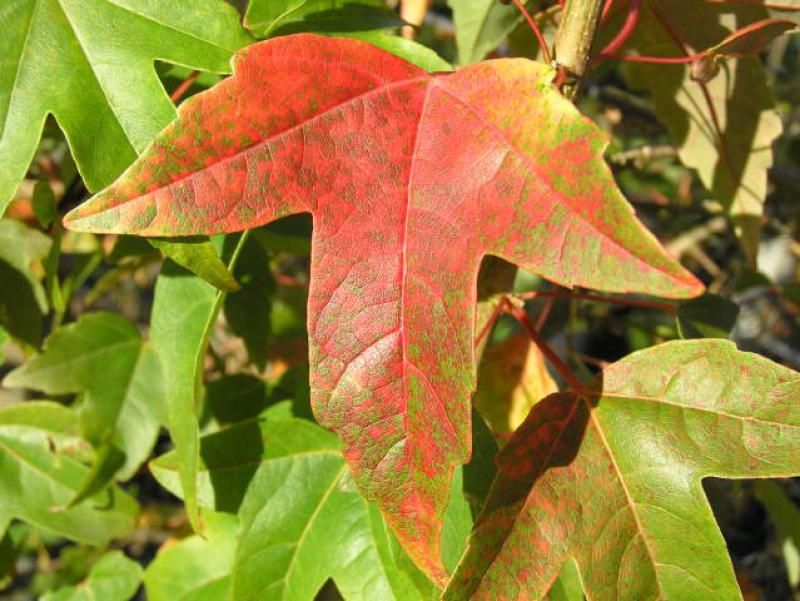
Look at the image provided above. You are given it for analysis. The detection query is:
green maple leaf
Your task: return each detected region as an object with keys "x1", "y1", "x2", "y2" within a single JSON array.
[
  {"x1": 446, "y1": 340, "x2": 800, "y2": 600},
  {"x1": 0, "y1": 0, "x2": 252, "y2": 216}
]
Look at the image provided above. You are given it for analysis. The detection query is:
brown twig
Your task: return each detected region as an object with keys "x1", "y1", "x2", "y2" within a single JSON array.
[
  {"x1": 514, "y1": 290, "x2": 677, "y2": 314},
  {"x1": 170, "y1": 70, "x2": 200, "y2": 103}
]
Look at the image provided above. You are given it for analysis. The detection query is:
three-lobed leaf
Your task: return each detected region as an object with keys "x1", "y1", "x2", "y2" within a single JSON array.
[
  {"x1": 64, "y1": 34, "x2": 702, "y2": 580},
  {"x1": 447, "y1": 340, "x2": 800, "y2": 600},
  {"x1": 0, "y1": 0, "x2": 252, "y2": 216}
]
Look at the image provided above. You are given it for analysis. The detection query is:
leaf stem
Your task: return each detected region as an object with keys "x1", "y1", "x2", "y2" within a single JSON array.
[
  {"x1": 595, "y1": 0, "x2": 641, "y2": 59},
  {"x1": 506, "y1": 302, "x2": 587, "y2": 393},
  {"x1": 511, "y1": 0, "x2": 552, "y2": 64},
  {"x1": 170, "y1": 70, "x2": 200, "y2": 103},
  {"x1": 515, "y1": 289, "x2": 677, "y2": 314}
]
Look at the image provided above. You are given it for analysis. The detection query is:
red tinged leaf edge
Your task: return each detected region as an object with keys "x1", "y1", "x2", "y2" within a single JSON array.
[
  {"x1": 445, "y1": 340, "x2": 800, "y2": 599},
  {"x1": 64, "y1": 34, "x2": 703, "y2": 582}
]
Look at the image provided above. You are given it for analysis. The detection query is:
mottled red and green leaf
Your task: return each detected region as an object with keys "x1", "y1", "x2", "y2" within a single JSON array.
[
  {"x1": 446, "y1": 340, "x2": 800, "y2": 599},
  {"x1": 64, "y1": 34, "x2": 701, "y2": 580}
]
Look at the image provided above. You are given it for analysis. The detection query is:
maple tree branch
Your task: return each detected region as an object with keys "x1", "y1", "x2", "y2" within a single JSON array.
[
  {"x1": 596, "y1": 0, "x2": 641, "y2": 58},
  {"x1": 511, "y1": 0, "x2": 553, "y2": 64},
  {"x1": 506, "y1": 303, "x2": 587, "y2": 393},
  {"x1": 514, "y1": 290, "x2": 677, "y2": 314},
  {"x1": 170, "y1": 70, "x2": 200, "y2": 103},
  {"x1": 553, "y1": 0, "x2": 605, "y2": 96}
]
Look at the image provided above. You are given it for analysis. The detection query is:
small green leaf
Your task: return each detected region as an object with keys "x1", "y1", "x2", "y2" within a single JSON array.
[
  {"x1": 0, "y1": 326, "x2": 6, "y2": 363},
  {"x1": 149, "y1": 233, "x2": 248, "y2": 532},
  {"x1": 0, "y1": 402, "x2": 137, "y2": 544},
  {"x1": 0, "y1": 218, "x2": 51, "y2": 345},
  {"x1": 150, "y1": 237, "x2": 240, "y2": 293},
  {"x1": 145, "y1": 512, "x2": 238, "y2": 601},
  {"x1": 448, "y1": 0, "x2": 524, "y2": 64},
  {"x1": 245, "y1": 0, "x2": 403, "y2": 37},
  {"x1": 41, "y1": 551, "x2": 142, "y2": 601},
  {"x1": 754, "y1": 481, "x2": 800, "y2": 587},
  {"x1": 345, "y1": 32, "x2": 453, "y2": 72},
  {"x1": 3, "y1": 313, "x2": 164, "y2": 493},
  {"x1": 32, "y1": 181, "x2": 57, "y2": 228},
  {"x1": 677, "y1": 293, "x2": 740, "y2": 339}
]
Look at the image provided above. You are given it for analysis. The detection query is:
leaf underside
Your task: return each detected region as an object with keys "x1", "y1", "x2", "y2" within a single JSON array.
[{"x1": 65, "y1": 34, "x2": 702, "y2": 580}]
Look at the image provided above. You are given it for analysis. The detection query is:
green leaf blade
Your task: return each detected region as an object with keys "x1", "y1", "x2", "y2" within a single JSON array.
[{"x1": 447, "y1": 340, "x2": 800, "y2": 600}]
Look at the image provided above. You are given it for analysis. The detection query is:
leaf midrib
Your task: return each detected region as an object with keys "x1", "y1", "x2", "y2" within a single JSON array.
[
  {"x1": 603, "y1": 389, "x2": 800, "y2": 430},
  {"x1": 589, "y1": 406, "x2": 665, "y2": 599},
  {"x1": 432, "y1": 78, "x2": 688, "y2": 288},
  {"x1": 91, "y1": 74, "x2": 432, "y2": 220}
]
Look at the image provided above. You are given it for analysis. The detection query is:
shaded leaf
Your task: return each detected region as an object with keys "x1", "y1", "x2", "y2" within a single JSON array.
[
  {"x1": 446, "y1": 340, "x2": 800, "y2": 600},
  {"x1": 3, "y1": 313, "x2": 163, "y2": 491},
  {"x1": 148, "y1": 234, "x2": 247, "y2": 532},
  {"x1": 0, "y1": 402, "x2": 137, "y2": 544},
  {"x1": 150, "y1": 237, "x2": 240, "y2": 292},
  {"x1": 32, "y1": 180, "x2": 57, "y2": 228},
  {"x1": 0, "y1": 0, "x2": 252, "y2": 217},
  {"x1": 624, "y1": 1, "x2": 784, "y2": 261},
  {"x1": 65, "y1": 34, "x2": 702, "y2": 580},
  {"x1": 145, "y1": 512, "x2": 238, "y2": 601},
  {"x1": 677, "y1": 293, "x2": 740, "y2": 338},
  {"x1": 448, "y1": 0, "x2": 523, "y2": 64},
  {"x1": 0, "y1": 521, "x2": 27, "y2": 588},
  {"x1": 0, "y1": 218, "x2": 51, "y2": 345},
  {"x1": 41, "y1": 551, "x2": 142, "y2": 601},
  {"x1": 205, "y1": 374, "x2": 270, "y2": 425},
  {"x1": 475, "y1": 332, "x2": 558, "y2": 434},
  {"x1": 245, "y1": 0, "x2": 403, "y2": 37},
  {"x1": 151, "y1": 416, "x2": 436, "y2": 600},
  {"x1": 223, "y1": 234, "x2": 275, "y2": 369},
  {"x1": 754, "y1": 481, "x2": 800, "y2": 587}
]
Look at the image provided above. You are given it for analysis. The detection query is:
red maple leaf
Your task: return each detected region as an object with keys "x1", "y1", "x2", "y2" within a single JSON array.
[{"x1": 65, "y1": 34, "x2": 702, "y2": 581}]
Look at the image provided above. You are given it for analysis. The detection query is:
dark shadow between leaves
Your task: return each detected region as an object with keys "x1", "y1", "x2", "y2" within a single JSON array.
[
  {"x1": 0, "y1": 259, "x2": 43, "y2": 347},
  {"x1": 200, "y1": 418, "x2": 265, "y2": 513}
]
